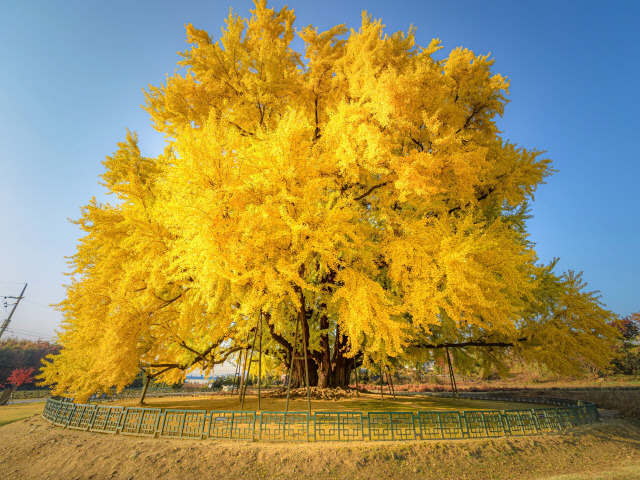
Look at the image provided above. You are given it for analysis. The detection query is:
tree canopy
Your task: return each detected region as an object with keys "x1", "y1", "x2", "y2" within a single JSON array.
[{"x1": 40, "y1": 1, "x2": 618, "y2": 401}]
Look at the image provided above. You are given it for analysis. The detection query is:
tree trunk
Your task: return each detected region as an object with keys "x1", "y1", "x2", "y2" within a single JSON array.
[
  {"x1": 312, "y1": 321, "x2": 355, "y2": 388},
  {"x1": 138, "y1": 374, "x2": 151, "y2": 405},
  {"x1": 289, "y1": 357, "x2": 318, "y2": 388},
  {"x1": 315, "y1": 312, "x2": 332, "y2": 389},
  {"x1": 265, "y1": 307, "x2": 355, "y2": 389},
  {"x1": 330, "y1": 355, "x2": 354, "y2": 387},
  {"x1": 291, "y1": 355, "x2": 354, "y2": 388},
  {"x1": 329, "y1": 322, "x2": 354, "y2": 387}
]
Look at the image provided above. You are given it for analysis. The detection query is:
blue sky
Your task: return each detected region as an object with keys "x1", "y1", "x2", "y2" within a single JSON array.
[{"x1": 1, "y1": 0, "x2": 638, "y2": 342}]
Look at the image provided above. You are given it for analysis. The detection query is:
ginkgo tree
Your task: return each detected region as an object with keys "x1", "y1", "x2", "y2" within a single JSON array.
[{"x1": 41, "y1": 1, "x2": 618, "y2": 401}]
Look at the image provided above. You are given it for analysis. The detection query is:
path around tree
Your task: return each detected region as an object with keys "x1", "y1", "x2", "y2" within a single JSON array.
[
  {"x1": 1, "y1": 412, "x2": 639, "y2": 479},
  {"x1": 9, "y1": 398, "x2": 48, "y2": 404}
]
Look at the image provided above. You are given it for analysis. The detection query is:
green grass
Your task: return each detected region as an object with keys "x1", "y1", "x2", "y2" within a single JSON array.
[
  {"x1": 115, "y1": 392, "x2": 544, "y2": 412},
  {"x1": 0, "y1": 401, "x2": 46, "y2": 427},
  {"x1": 11, "y1": 389, "x2": 51, "y2": 400}
]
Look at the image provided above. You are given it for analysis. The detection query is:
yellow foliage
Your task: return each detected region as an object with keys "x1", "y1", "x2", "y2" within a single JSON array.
[{"x1": 40, "y1": 1, "x2": 617, "y2": 398}]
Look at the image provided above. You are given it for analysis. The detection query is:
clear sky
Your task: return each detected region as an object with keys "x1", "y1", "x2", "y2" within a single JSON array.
[{"x1": 1, "y1": 0, "x2": 638, "y2": 343}]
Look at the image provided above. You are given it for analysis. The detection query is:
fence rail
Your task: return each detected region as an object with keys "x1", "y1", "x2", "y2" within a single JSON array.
[{"x1": 42, "y1": 394, "x2": 599, "y2": 442}]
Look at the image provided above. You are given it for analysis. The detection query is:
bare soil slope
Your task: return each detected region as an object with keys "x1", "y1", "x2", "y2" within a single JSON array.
[{"x1": 2, "y1": 414, "x2": 640, "y2": 480}]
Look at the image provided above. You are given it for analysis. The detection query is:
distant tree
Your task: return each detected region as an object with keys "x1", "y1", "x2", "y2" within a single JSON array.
[
  {"x1": 0, "y1": 339, "x2": 60, "y2": 386},
  {"x1": 609, "y1": 312, "x2": 640, "y2": 375},
  {"x1": 610, "y1": 313, "x2": 640, "y2": 341},
  {"x1": 6, "y1": 367, "x2": 36, "y2": 393},
  {"x1": 209, "y1": 375, "x2": 236, "y2": 389}
]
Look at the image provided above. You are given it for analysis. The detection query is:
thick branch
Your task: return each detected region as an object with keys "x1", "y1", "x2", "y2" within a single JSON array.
[
  {"x1": 147, "y1": 366, "x2": 174, "y2": 379},
  {"x1": 313, "y1": 96, "x2": 321, "y2": 141},
  {"x1": 214, "y1": 345, "x2": 244, "y2": 365},
  {"x1": 178, "y1": 336, "x2": 230, "y2": 365},
  {"x1": 228, "y1": 120, "x2": 255, "y2": 137},
  {"x1": 153, "y1": 290, "x2": 189, "y2": 311},
  {"x1": 447, "y1": 176, "x2": 504, "y2": 214},
  {"x1": 411, "y1": 137, "x2": 424, "y2": 152},
  {"x1": 179, "y1": 342, "x2": 208, "y2": 361},
  {"x1": 354, "y1": 182, "x2": 389, "y2": 202},
  {"x1": 138, "y1": 365, "x2": 178, "y2": 381},
  {"x1": 455, "y1": 104, "x2": 485, "y2": 134},
  {"x1": 265, "y1": 312, "x2": 293, "y2": 353},
  {"x1": 139, "y1": 363, "x2": 180, "y2": 369}
]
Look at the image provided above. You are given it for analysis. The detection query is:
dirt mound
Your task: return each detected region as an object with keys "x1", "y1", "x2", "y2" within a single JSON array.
[
  {"x1": 262, "y1": 386, "x2": 361, "y2": 400},
  {"x1": 3, "y1": 415, "x2": 640, "y2": 480}
]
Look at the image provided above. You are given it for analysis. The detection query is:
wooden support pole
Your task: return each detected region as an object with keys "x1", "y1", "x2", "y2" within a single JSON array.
[
  {"x1": 232, "y1": 350, "x2": 243, "y2": 395},
  {"x1": 354, "y1": 363, "x2": 360, "y2": 398},
  {"x1": 380, "y1": 361, "x2": 384, "y2": 401},
  {"x1": 258, "y1": 311, "x2": 263, "y2": 411},
  {"x1": 285, "y1": 317, "x2": 300, "y2": 414},
  {"x1": 387, "y1": 371, "x2": 396, "y2": 399},
  {"x1": 241, "y1": 321, "x2": 260, "y2": 409},
  {"x1": 237, "y1": 333, "x2": 250, "y2": 399},
  {"x1": 446, "y1": 346, "x2": 459, "y2": 399},
  {"x1": 300, "y1": 314, "x2": 312, "y2": 414},
  {"x1": 139, "y1": 374, "x2": 151, "y2": 406}
]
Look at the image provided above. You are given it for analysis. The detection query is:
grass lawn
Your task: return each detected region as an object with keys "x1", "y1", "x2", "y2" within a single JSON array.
[
  {"x1": 113, "y1": 392, "x2": 544, "y2": 412},
  {"x1": 0, "y1": 401, "x2": 46, "y2": 427}
]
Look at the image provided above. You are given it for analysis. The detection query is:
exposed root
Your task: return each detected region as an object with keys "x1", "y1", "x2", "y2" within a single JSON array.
[{"x1": 262, "y1": 386, "x2": 361, "y2": 400}]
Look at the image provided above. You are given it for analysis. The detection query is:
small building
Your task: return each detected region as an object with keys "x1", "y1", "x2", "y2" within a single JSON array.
[{"x1": 184, "y1": 374, "x2": 214, "y2": 387}]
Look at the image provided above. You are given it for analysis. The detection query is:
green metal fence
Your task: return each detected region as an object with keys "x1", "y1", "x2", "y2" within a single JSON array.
[{"x1": 42, "y1": 394, "x2": 599, "y2": 442}]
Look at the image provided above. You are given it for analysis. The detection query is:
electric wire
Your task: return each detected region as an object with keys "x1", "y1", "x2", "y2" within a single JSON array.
[
  {"x1": 6, "y1": 326, "x2": 54, "y2": 336},
  {"x1": 7, "y1": 326, "x2": 53, "y2": 335},
  {"x1": 4, "y1": 328, "x2": 55, "y2": 340},
  {"x1": 22, "y1": 299, "x2": 54, "y2": 308}
]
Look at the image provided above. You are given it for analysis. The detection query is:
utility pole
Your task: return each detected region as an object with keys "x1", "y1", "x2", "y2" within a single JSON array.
[{"x1": 0, "y1": 283, "x2": 27, "y2": 340}]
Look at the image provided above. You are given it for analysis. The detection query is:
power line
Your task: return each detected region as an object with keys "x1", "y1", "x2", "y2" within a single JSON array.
[
  {"x1": 22, "y1": 299, "x2": 54, "y2": 308},
  {"x1": 6, "y1": 329, "x2": 51, "y2": 337},
  {"x1": 4, "y1": 329, "x2": 54, "y2": 340},
  {"x1": 3, "y1": 324, "x2": 55, "y2": 338},
  {"x1": 6, "y1": 326, "x2": 54, "y2": 336},
  {"x1": 6, "y1": 325, "x2": 54, "y2": 334}
]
